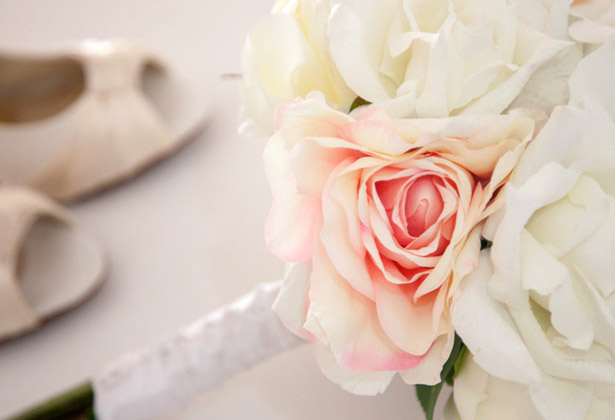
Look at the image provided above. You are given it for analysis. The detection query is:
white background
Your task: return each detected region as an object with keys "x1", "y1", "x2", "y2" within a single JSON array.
[{"x1": 0, "y1": 0, "x2": 449, "y2": 418}]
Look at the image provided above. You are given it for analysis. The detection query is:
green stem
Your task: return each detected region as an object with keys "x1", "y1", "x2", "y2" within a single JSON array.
[{"x1": 7, "y1": 382, "x2": 95, "y2": 420}]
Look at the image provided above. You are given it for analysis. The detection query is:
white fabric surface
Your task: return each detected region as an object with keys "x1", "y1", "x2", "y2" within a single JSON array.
[{"x1": 93, "y1": 281, "x2": 303, "y2": 420}]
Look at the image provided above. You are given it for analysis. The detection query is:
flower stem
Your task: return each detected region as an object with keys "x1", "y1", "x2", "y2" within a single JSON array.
[{"x1": 7, "y1": 382, "x2": 94, "y2": 420}]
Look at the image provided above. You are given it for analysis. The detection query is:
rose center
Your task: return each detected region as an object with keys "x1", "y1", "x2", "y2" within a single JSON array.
[{"x1": 404, "y1": 177, "x2": 443, "y2": 237}]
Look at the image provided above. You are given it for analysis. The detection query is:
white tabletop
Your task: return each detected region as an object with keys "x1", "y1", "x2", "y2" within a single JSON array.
[{"x1": 0, "y1": 0, "x2": 448, "y2": 418}]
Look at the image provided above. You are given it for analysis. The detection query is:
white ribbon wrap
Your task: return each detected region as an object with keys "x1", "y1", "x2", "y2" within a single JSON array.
[{"x1": 93, "y1": 281, "x2": 304, "y2": 420}]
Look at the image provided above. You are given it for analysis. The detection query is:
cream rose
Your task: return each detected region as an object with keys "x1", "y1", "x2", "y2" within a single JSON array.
[
  {"x1": 240, "y1": 0, "x2": 354, "y2": 135},
  {"x1": 328, "y1": 0, "x2": 572, "y2": 118},
  {"x1": 266, "y1": 92, "x2": 535, "y2": 394},
  {"x1": 569, "y1": 0, "x2": 615, "y2": 44},
  {"x1": 444, "y1": 350, "x2": 615, "y2": 420},
  {"x1": 450, "y1": 42, "x2": 615, "y2": 419}
]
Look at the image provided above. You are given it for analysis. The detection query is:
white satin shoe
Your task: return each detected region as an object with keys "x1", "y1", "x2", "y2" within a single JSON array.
[
  {"x1": 0, "y1": 184, "x2": 107, "y2": 342},
  {"x1": 0, "y1": 39, "x2": 209, "y2": 201}
]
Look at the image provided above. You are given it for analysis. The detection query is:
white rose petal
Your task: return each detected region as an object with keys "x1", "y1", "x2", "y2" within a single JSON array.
[
  {"x1": 569, "y1": 0, "x2": 615, "y2": 44},
  {"x1": 569, "y1": 39, "x2": 615, "y2": 118},
  {"x1": 452, "y1": 252, "x2": 542, "y2": 385},
  {"x1": 241, "y1": 0, "x2": 354, "y2": 136},
  {"x1": 517, "y1": 0, "x2": 574, "y2": 39},
  {"x1": 452, "y1": 40, "x2": 615, "y2": 419},
  {"x1": 329, "y1": 0, "x2": 573, "y2": 118},
  {"x1": 444, "y1": 353, "x2": 544, "y2": 420}
]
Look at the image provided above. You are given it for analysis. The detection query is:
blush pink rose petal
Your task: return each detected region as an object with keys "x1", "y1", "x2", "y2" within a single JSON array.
[{"x1": 267, "y1": 93, "x2": 535, "y2": 395}]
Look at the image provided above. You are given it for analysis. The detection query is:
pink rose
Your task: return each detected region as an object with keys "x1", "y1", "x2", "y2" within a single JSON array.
[{"x1": 266, "y1": 93, "x2": 535, "y2": 394}]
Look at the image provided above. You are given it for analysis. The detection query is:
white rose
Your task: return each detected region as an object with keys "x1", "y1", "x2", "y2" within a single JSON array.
[
  {"x1": 509, "y1": 0, "x2": 584, "y2": 112},
  {"x1": 240, "y1": 0, "x2": 354, "y2": 135},
  {"x1": 450, "y1": 41, "x2": 615, "y2": 419},
  {"x1": 443, "y1": 348, "x2": 615, "y2": 420},
  {"x1": 328, "y1": 0, "x2": 573, "y2": 118},
  {"x1": 569, "y1": 0, "x2": 615, "y2": 44}
]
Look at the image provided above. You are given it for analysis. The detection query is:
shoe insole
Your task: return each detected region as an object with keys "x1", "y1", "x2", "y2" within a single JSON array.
[
  {"x1": 18, "y1": 218, "x2": 106, "y2": 321},
  {"x1": 0, "y1": 56, "x2": 85, "y2": 123}
]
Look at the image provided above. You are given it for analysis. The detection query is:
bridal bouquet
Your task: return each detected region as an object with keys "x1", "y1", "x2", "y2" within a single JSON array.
[{"x1": 241, "y1": 0, "x2": 615, "y2": 419}]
